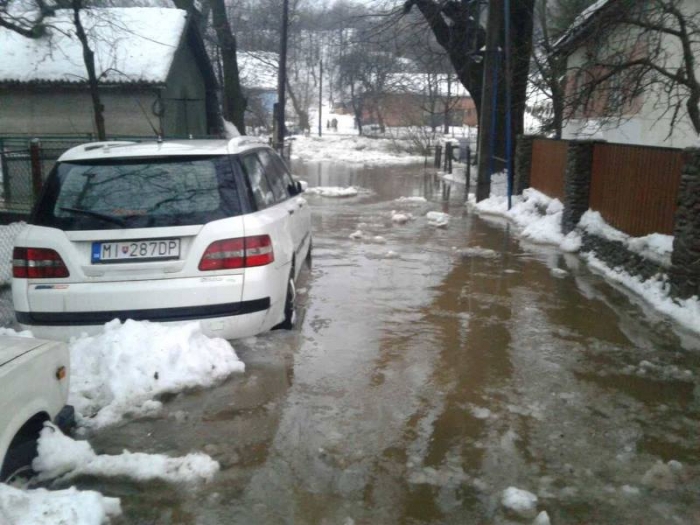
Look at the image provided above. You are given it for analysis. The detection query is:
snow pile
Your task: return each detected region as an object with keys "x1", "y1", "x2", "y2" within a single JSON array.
[
  {"x1": 222, "y1": 119, "x2": 241, "y2": 138},
  {"x1": 0, "y1": 484, "x2": 121, "y2": 525},
  {"x1": 290, "y1": 134, "x2": 423, "y2": 165},
  {"x1": 474, "y1": 189, "x2": 572, "y2": 247},
  {"x1": 0, "y1": 222, "x2": 25, "y2": 286},
  {"x1": 640, "y1": 460, "x2": 685, "y2": 491},
  {"x1": 349, "y1": 230, "x2": 364, "y2": 240},
  {"x1": 34, "y1": 424, "x2": 219, "y2": 484},
  {"x1": 622, "y1": 360, "x2": 693, "y2": 382},
  {"x1": 580, "y1": 211, "x2": 673, "y2": 266},
  {"x1": 585, "y1": 254, "x2": 700, "y2": 334},
  {"x1": 456, "y1": 247, "x2": 499, "y2": 259},
  {"x1": 0, "y1": 327, "x2": 33, "y2": 338},
  {"x1": 69, "y1": 319, "x2": 245, "y2": 428},
  {"x1": 426, "y1": 211, "x2": 449, "y2": 228},
  {"x1": 391, "y1": 210, "x2": 413, "y2": 224},
  {"x1": 305, "y1": 186, "x2": 360, "y2": 198},
  {"x1": 395, "y1": 196, "x2": 427, "y2": 204},
  {"x1": 501, "y1": 487, "x2": 539, "y2": 519}
]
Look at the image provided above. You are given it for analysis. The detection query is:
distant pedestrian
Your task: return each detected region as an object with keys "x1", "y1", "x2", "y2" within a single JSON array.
[
  {"x1": 326, "y1": 119, "x2": 330, "y2": 129},
  {"x1": 331, "y1": 118, "x2": 338, "y2": 131}
]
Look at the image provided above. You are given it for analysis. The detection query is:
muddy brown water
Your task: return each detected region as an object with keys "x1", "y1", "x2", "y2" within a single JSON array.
[{"x1": 30, "y1": 161, "x2": 700, "y2": 524}]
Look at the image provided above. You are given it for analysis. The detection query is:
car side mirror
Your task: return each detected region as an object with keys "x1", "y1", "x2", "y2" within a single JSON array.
[{"x1": 298, "y1": 180, "x2": 307, "y2": 192}]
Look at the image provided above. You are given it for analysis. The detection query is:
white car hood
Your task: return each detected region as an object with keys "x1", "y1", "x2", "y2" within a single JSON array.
[{"x1": 0, "y1": 336, "x2": 45, "y2": 368}]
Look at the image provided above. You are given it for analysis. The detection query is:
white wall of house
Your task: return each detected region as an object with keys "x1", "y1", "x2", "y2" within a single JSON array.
[
  {"x1": 562, "y1": 0, "x2": 699, "y2": 148},
  {"x1": 0, "y1": 35, "x2": 210, "y2": 138},
  {"x1": 0, "y1": 88, "x2": 160, "y2": 137}
]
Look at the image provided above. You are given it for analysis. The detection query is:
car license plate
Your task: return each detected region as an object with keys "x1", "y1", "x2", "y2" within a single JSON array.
[{"x1": 92, "y1": 239, "x2": 180, "y2": 263}]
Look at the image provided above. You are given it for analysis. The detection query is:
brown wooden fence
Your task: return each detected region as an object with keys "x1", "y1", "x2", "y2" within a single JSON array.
[
  {"x1": 590, "y1": 143, "x2": 684, "y2": 236},
  {"x1": 529, "y1": 138, "x2": 569, "y2": 200}
]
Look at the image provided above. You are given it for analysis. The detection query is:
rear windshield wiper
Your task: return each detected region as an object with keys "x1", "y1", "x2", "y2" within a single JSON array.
[{"x1": 58, "y1": 207, "x2": 126, "y2": 227}]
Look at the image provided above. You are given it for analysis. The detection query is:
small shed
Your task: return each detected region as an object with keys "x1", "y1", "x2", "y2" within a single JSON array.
[{"x1": 0, "y1": 7, "x2": 221, "y2": 138}]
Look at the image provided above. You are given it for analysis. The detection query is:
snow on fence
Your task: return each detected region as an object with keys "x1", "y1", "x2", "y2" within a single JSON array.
[{"x1": 523, "y1": 137, "x2": 684, "y2": 238}]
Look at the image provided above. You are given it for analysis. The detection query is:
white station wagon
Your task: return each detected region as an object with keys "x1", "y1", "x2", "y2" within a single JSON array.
[{"x1": 12, "y1": 138, "x2": 312, "y2": 341}]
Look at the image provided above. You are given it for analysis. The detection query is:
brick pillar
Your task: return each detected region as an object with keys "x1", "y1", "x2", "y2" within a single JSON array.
[
  {"x1": 670, "y1": 149, "x2": 700, "y2": 299},
  {"x1": 514, "y1": 134, "x2": 536, "y2": 195},
  {"x1": 562, "y1": 140, "x2": 597, "y2": 234}
]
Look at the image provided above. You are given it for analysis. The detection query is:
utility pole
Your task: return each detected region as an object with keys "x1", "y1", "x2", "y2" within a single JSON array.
[
  {"x1": 504, "y1": 0, "x2": 514, "y2": 210},
  {"x1": 318, "y1": 59, "x2": 323, "y2": 137},
  {"x1": 475, "y1": 0, "x2": 502, "y2": 202},
  {"x1": 276, "y1": 0, "x2": 289, "y2": 152}
]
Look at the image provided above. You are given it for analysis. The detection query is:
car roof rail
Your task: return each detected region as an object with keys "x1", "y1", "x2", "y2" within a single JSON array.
[{"x1": 82, "y1": 140, "x2": 139, "y2": 152}]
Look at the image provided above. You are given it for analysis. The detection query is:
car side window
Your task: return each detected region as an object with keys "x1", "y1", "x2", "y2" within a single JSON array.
[
  {"x1": 270, "y1": 152, "x2": 297, "y2": 190},
  {"x1": 240, "y1": 153, "x2": 275, "y2": 210},
  {"x1": 257, "y1": 150, "x2": 290, "y2": 203}
]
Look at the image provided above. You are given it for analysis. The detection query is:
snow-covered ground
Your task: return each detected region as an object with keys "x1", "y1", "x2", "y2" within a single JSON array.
[
  {"x1": 0, "y1": 483, "x2": 121, "y2": 525},
  {"x1": 471, "y1": 188, "x2": 700, "y2": 334},
  {"x1": 35, "y1": 423, "x2": 219, "y2": 484},
  {"x1": 290, "y1": 134, "x2": 424, "y2": 165},
  {"x1": 69, "y1": 319, "x2": 245, "y2": 428}
]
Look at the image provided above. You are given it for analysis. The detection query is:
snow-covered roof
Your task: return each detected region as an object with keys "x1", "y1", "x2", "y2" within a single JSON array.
[
  {"x1": 0, "y1": 7, "x2": 188, "y2": 85},
  {"x1": 238, "y1": 51, "x2": 278, "y2": 91},
  {"x1": 553, "y1": 0, "x2": 615, "y2": 53}
]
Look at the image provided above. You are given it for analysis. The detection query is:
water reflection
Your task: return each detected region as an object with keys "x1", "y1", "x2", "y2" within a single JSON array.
[{"x1": 29, "y1": 159, "x2": 700, "y2": 524}]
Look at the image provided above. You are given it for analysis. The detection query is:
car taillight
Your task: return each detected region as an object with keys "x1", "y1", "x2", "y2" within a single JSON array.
[
  {"x1": 12, "y1": 247, "x2": 70, "y2": 279},
  {"x1": 198, "y1": 235, "x2": 274, "y2": 271}
]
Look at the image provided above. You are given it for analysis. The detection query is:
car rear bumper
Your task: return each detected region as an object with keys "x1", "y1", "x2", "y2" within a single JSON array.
[
  {"x1": 18, "y1": 299, "x2": 276, "y2": 342},
  {"x1": 16, "y1": 298, "x2": 270, "y2": 325}
]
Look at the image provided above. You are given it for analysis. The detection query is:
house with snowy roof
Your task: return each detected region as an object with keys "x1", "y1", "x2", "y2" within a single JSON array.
[
  {"x1": 359, "y1": 73, "x2": 477, "y2": 130},
  {"x1": 555, "y1": 0, "x2": 700, "y2": 148},
  {"x1": 0, "y1": 7, "x2": 220, "y2": 138},
  {"x1": 237, "y1": 51, "x2": 278, "y2": 131}
]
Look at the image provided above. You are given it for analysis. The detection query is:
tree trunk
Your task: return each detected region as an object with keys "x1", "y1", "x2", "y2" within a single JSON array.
[
  {"x1": 211, "y1": 0, "x2": 246, "y2": 135},
  {"x1": 285, "y1": 79, "x2": 310, "y2": 131},
  {"x1": 72, "y1": 1, "x2": 106, "y2": 140},
  {"x1": 476, "y1": 0, "x2": 535, "y2": 201}
]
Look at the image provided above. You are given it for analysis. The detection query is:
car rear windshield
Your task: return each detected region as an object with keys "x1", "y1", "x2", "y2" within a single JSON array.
[{"x1": 32, "y1": 156, "x2": 243, "y2": 230}]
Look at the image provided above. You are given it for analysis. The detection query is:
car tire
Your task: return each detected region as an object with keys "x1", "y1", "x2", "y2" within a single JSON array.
[
  {"x1": 1, "y1": 438, "x2": 38, "y2": 484},
  {"x1": 305, "y1": 239, "x2": 313, "y2": 269},
  {"x1": 277, "y1": 270, "x2": 296, "y2": 330}
]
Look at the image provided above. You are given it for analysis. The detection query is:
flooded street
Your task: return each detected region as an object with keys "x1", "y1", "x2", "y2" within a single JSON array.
[{"x1": 38, "y1": 160, "x2": 700, "y2": 524}]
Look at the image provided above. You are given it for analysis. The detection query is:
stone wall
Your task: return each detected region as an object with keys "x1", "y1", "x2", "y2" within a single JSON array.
[
  {"x1": 520, "y1": 137, "x2": 699, "y2": 301},
  {"x1": 670, "y1": 149, "x2": 700, "y2": 299},
  {"x1": 514, "y1": 134, "x2": 536, "y2": 195},
  {"x1": 581, "y1": 233, "x2": 669, "y2": 282},
  {"x1": 562, "y1": 141, "x2": 597, "y2": 234}
]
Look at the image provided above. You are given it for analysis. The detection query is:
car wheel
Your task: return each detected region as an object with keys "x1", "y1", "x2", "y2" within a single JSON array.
[
  {"x1": 277, "y1": 270, "x2": 296, "y2": 330},
  {"x1": 305, "y1": 239, "x2": 313, "y2": 269},
  {"x1": 1, "y1": 438, "x2": 38, "y2": 485}
]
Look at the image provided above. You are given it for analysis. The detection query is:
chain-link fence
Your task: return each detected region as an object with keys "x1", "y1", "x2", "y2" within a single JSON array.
[{"x1": 1, "y1": 137, "x2": 90, "y2": 219}]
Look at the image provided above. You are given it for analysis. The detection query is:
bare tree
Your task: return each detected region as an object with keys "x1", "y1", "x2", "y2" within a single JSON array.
[
  {"x1": 562, "y1": 0, "x2": 700, "y2": 136},
  {"x1": 72, "y1": 0, "x2": 106, "y2": 139},
  {"x1": 530, "y1": 0, "x2": 597, "y2": 137},
  {"x1": 1, "y1": 0, "x2": 109, "y2": 139},
  {"x1": 174, "y1": 0, "x2": 247, "y2": 134}
]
